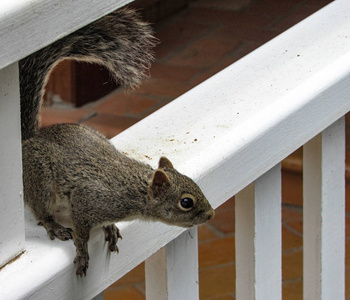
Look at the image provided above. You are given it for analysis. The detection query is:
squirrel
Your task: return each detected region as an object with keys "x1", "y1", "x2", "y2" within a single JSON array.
[{"x1": 20, "y1": 7, "x2": 215, "y2": 277}]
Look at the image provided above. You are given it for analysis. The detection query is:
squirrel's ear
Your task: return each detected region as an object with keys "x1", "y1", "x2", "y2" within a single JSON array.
[
  {"x1": 158, "y1": 156, "x2": 174, "y2": 169},
  {"x1": 150, "y1": 169, "x2": 170, "y2": 197}
]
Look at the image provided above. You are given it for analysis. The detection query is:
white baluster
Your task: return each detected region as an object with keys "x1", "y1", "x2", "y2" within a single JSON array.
[
  {"x1": 303, "y1": 117, "x2": 345, "y2": 299},
  {"x1": 0, "y1": 63, "x2": 25, "y2": 267},
  {"x1": 145, "y1": 227, "x2": 199, "y2": 300},
  {"x1": 235, "y1": 163, "x2": 282, "y2": 300}
]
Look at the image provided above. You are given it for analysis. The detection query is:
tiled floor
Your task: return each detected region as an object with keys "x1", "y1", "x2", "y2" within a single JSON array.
[{"x1": 40, "y1": 0, "x2": 349, "y2": 299}]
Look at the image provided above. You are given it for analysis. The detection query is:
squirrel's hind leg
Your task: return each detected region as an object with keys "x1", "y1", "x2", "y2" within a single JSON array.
[
  {"x1": 70, "y1": 193, "x2": 92, "y2": 277},
  {"x1": 72, "y1": 227, "x2": 90, "y2": 277},
  {"x1": 103, "y1": 224, "x2": 122, "y2": 253},
  {"x1": 25, "y1": 183, "x2": 73, "y2": 241},
  {"x1": 39, "y1": 218, "x2": 73, "y2": 241}
]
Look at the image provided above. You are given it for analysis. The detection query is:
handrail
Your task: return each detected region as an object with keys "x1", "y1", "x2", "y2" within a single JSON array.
[
  {"x1": 0, "y1": 0, "x2": 133, "y2": 69},
  {"x1": 0, "y1": 0, "x2": 349, "y2": 299}
]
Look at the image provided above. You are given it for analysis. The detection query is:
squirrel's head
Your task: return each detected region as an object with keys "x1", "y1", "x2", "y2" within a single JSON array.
[{"x1": 146, "y1": 157, "x2": 215, "y2": 228}]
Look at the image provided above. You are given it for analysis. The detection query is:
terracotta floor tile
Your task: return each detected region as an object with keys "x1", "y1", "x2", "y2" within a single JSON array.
[
  {"x1": 346, "y1": 239, "x2": 350, "y2": 269},
  {"x1": 306, "y1": 0, "x2": 334, "y2": 5},
  {"x1": 199, "y1": 236, "x2": 235, "y2": 269},
  {"x1": 239, "y1": 11, "x2": 279, "y2": 30},
  {"x1": 282, "y1": 171, "x2": 303, "y2": 206},
  {"x1": 246, "y1": 0, "x2": 304, "y2": 18},
  {"x1": 282, "y1": 280, "x2": 303, "y2": 300},
  {"x1": 41, "y1": 106, "x2": 93, "y2": 128},
  {"x1": 282, "y1": 206, "x2": 303, "y2": 223},
  {"x1": 216, "y1": 196, "x2": 235, "y2": 211},
  {"x1": 347, "y1": 183, "x2": 350, "y2": 213},
  {"x1": 135, "y1": 78, "x2": 194, "y2": 100},
  {"x1": 282, "y1": 250, "x2": 303, "y2": 281},
  {"x1": 137, "y1": 283, "x2": 146, "y2": 296},
  {"x1": 180, "y1": 7, "x2": 244, "y2": 28},
  {"x1": 206, "y1": 295, "x2": 235, "y2": 300},
  {"x1": 150, "y1": 62, "x2": 200, "y2": 82},
  {"x1": 198, "y1": 223, "x2": 221, "y2": 242},
  {"x1": 154, "y1": 20, "x2": 212, "y2": 60},
  {"x1": 271, "y1": 4, "x2": 328, "y2": 31},
  {"x1": 191, "y1": 0, "x2": 253, "y2": 11},
  {"x1": 199, "y1": 263, "x2": 235, "y2": 299},
  {"x1": 283, "y1": 206, "x2": 303, "y2": 237},
  {"x1": 111, "y1": 263, "x2": 145, "y2": 286},
  {"x1": 92, "y1": 93, "x2": 159, "y2": 118},
  {"x1": 81, "y1": 114, "x2": 139, "y2": 139},
  {"x1": 168, "y1": 34, "x2": 241, "y2": 68},
  {"x1": 282, "y1": 225, "x2": 303, "y2": 251},
  {"x1": 190, "y1": 47, "x2": 250, "y2": 85},
  {"x1": 284, "y1": 219, "x2": 303, "y2": 236},
  {"x1": 104, "y1": 286, "x2": 145, "y2": 300},
  {"x1": 213, "y1": 23, "x2": 278, "y2": 45},
  {"x1": 346, "y1": 267, "x2": 350, "y2": 298},
  {"x1": 208, "y1": 208, "x2": 235, "y2": 235}
]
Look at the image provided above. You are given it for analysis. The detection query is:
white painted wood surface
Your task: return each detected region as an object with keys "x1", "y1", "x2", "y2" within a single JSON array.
[
  {"x1": 0, "y1": 0, "x2": 349, "y2": 299},
  {"x1": 0, "y1": 0, "x2": 133, "y2": 69},
  {"x1": 236, "y1": 164, "x2": 282, "y2": 300},
  {"x1": 303, "y1": 117, "x2": 346, "y2": 299},
  {"x1": 0, "y1": 63, "x2": 25, "y2": 268},
  {"x1": 145, "y1": 227, "x2": 199, "y2": 300}
]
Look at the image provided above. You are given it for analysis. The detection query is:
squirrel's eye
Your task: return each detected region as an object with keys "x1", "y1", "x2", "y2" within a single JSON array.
[
  {"x1": 181, "y1": 198, "x2": 193, "y2": 209},
  {"x1": 179, "y1": 195, "x2": 196, "y2": 211},
  {"x1": 179, "y1": 194, "x2": 197, "y2": 211}
]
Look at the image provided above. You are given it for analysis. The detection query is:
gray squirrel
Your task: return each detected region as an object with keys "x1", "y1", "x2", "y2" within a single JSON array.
[{"x1": 21, "y1": 7, "x2": 215, "y2": 277}]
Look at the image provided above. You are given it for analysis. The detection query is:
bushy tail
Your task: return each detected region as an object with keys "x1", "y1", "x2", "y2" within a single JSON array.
[{"x1": 19, "y1": 7, "x2": 157, "y2": 141}]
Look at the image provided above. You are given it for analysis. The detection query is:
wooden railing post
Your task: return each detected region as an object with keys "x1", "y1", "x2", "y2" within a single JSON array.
[
  {"x1": 0, "y1": 63, "x2": 25, "y2": 267},
  {"x1": 235, "y1": 163, "x2": 282, "y2": 300},
  {"x1": 145, "y1": 227, "x2": 199, "y2": 300},
  {"x1": 303, "y1": 117, "x2": 346, "y2": 299}
]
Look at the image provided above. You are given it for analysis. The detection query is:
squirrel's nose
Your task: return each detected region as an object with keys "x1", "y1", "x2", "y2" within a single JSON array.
[{"x1": 207, "y1": 209, "x2": 215, "y2": 220}]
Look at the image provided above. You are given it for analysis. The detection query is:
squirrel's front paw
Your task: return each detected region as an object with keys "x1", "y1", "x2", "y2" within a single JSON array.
[
  {"x1": 39, "y1": 220, "x2": 73, "y2": 241},
  {"x1": 74, "y1": 253, "x2": 89, "y2": 277},
  {"x1": 50, "y1": 227, "x2": 73, "y2": 241},
  {"x1": 103, "y1": 224, "x2": 122, "y2": 253}
]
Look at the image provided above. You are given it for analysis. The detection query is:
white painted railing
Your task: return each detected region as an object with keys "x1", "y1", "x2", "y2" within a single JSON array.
[{"x1": 0, "y1": 0, "x2": 349, "y2": 299}]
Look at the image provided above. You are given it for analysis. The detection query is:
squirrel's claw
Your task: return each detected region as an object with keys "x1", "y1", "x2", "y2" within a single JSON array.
[
  {"x1": 74, "y1": 254, "x2": 89, "y2": 277},
  {"x1": 103, "y1": 224, "x2": 122, "y2": 253}
]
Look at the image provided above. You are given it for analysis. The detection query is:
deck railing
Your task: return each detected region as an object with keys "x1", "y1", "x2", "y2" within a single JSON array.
[{"x1": 1, "y1": 0, "x2": 349, "y2": 299}]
